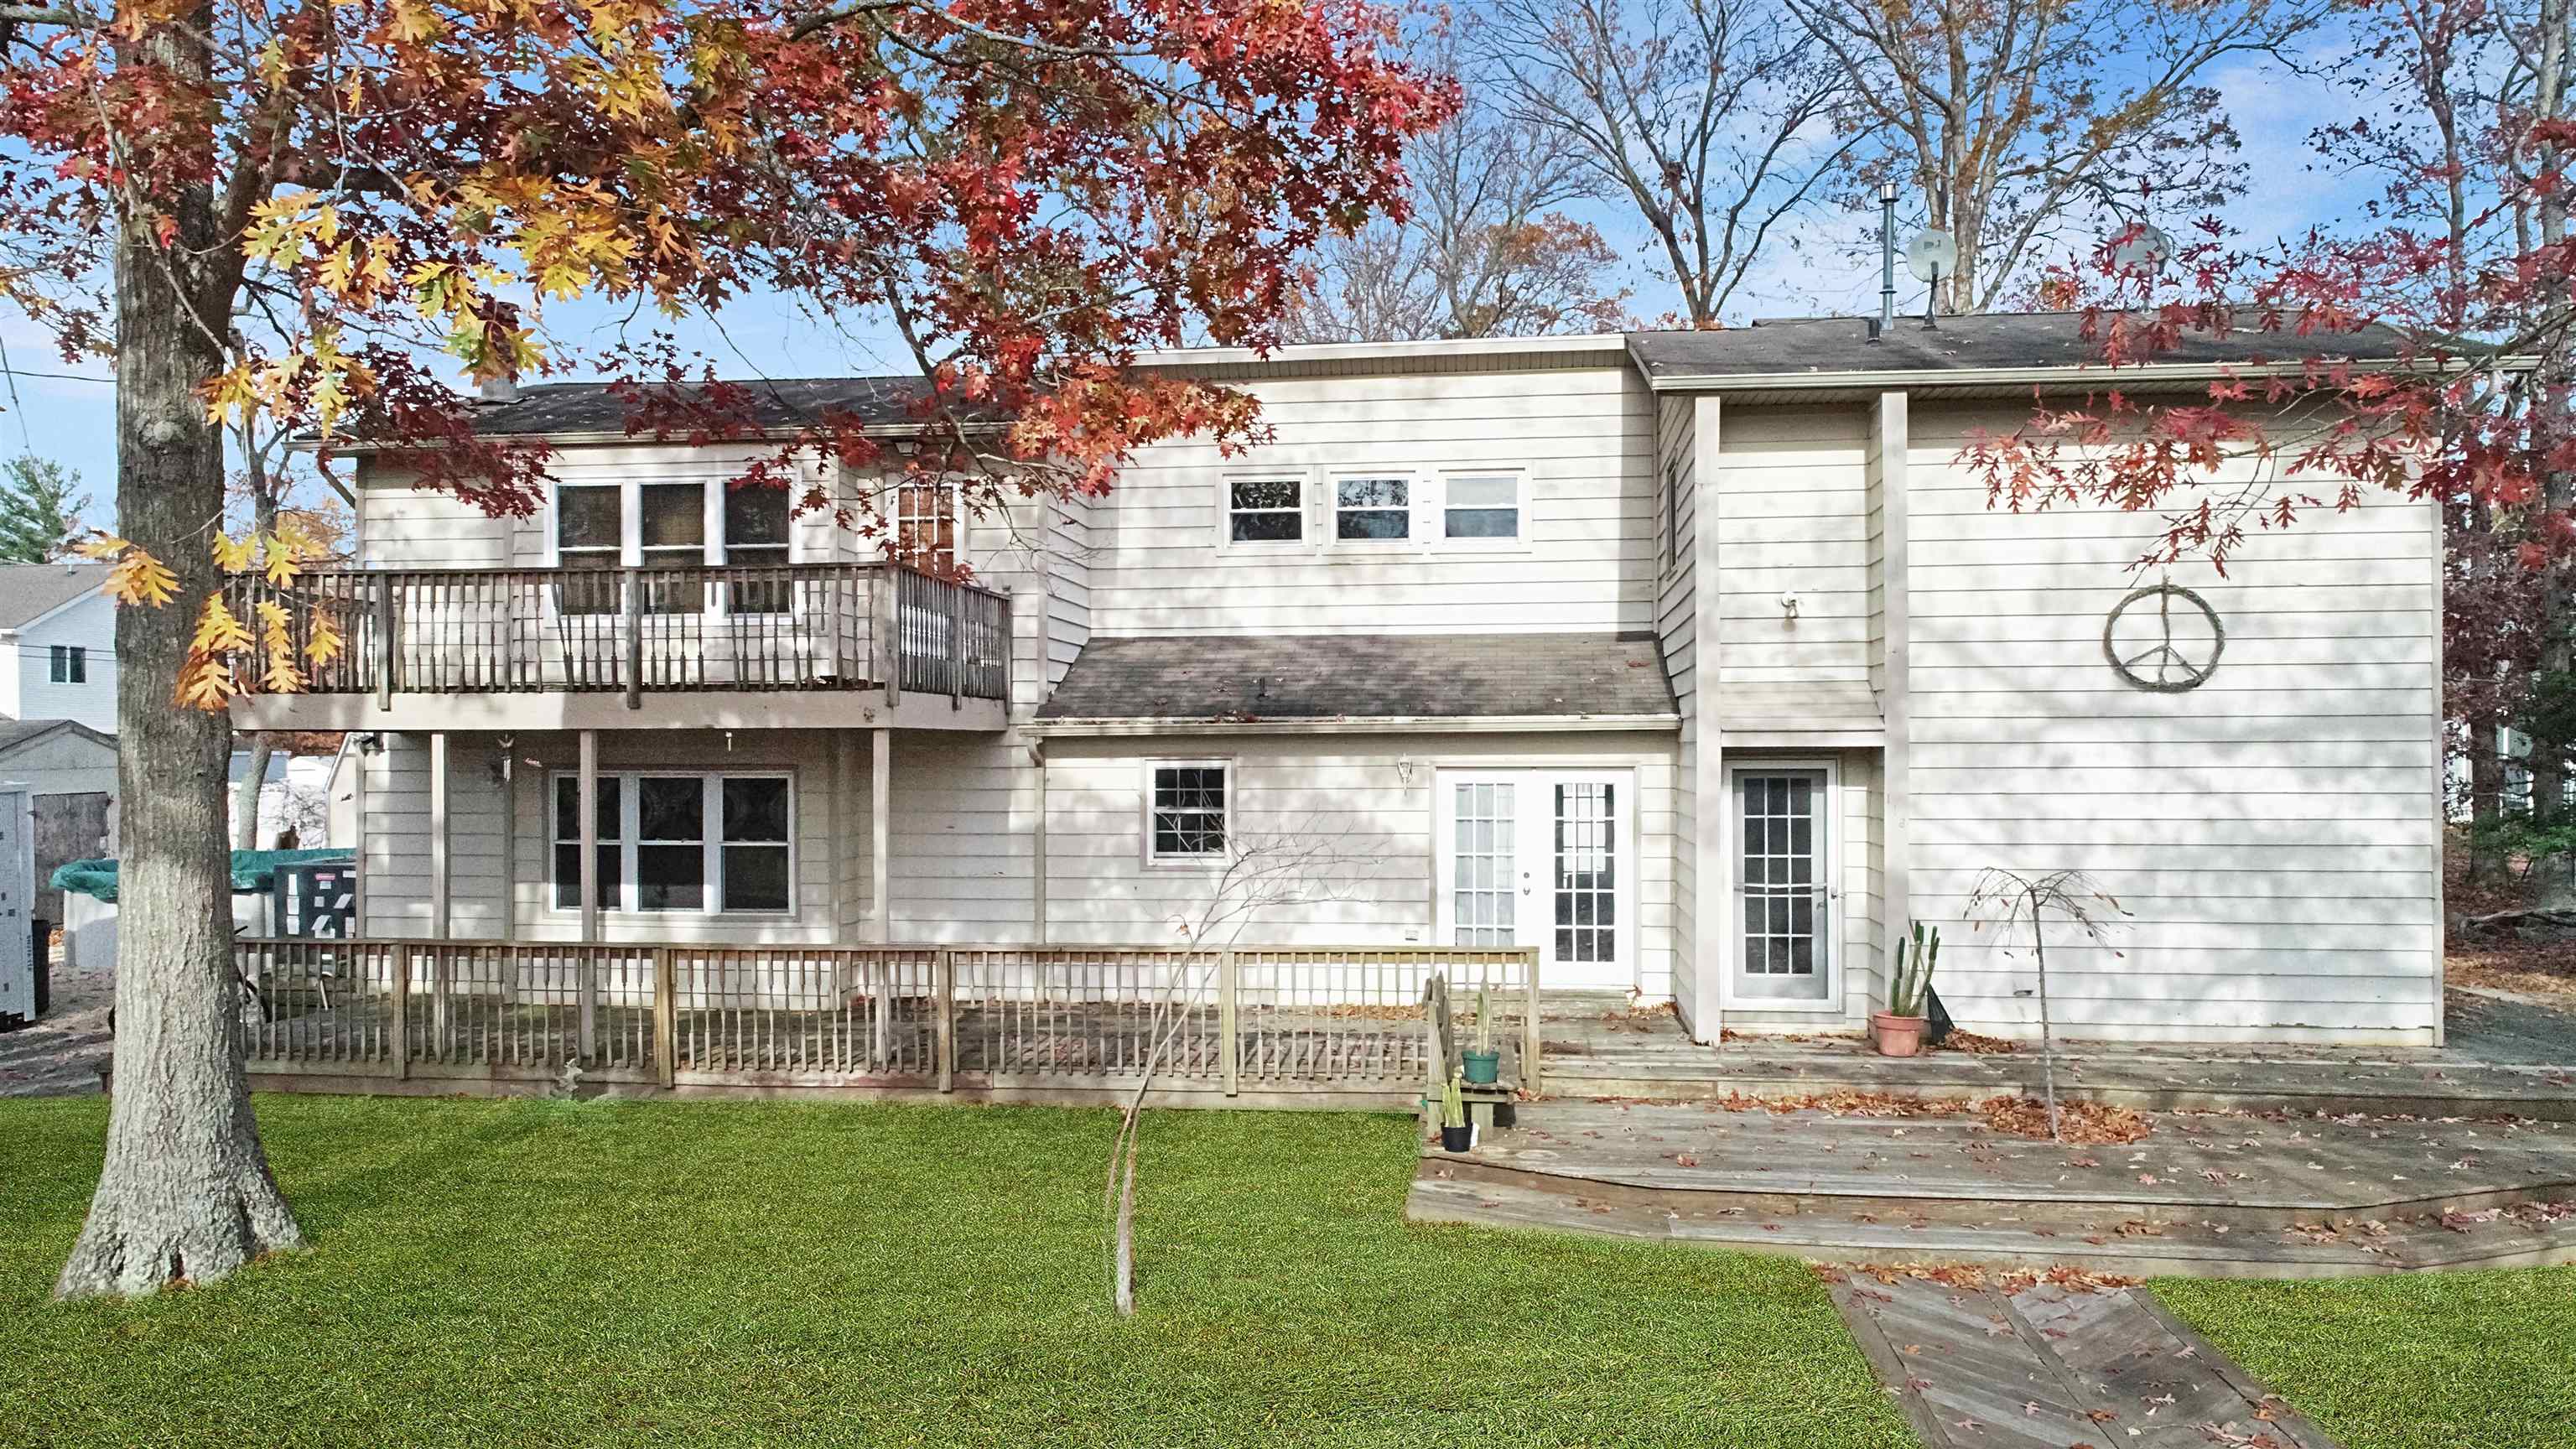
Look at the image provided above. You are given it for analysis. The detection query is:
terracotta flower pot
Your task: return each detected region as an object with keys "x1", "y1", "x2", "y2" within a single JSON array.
[{"x1": 1870, "y1": 1010, "x2": 1927, "y2": 1057}]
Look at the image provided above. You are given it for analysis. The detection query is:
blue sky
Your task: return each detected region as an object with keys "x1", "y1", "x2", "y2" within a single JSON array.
[{"x1": 0, "y1": 38, "x2": 2374, "y2": 532}]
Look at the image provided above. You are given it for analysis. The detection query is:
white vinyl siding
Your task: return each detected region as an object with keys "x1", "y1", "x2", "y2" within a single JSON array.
[
  {"x1": 8, "y1": 590, "x2": 117, "y2": 731},
  {"x1": 1714, "y1": 407, "x2": 1872, "y2": 687},
  {"x1": 1041, "y1": 731, "x2": 1677, "y2": 998},
  {"x1": 1897, "y1": 402, "x2": 2441, "y2": 1044},
  {"x1": 1653, "y1": 395, "x2": 1701, "y2": 1033},
  {"x1": 1086, "y1": 365, "x2": 1654, "y2": 636}
]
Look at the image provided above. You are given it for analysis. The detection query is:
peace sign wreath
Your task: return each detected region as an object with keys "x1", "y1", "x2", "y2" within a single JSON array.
[{"x1": 2101, "y1": 582, "x2": 2225, "y2": 693}]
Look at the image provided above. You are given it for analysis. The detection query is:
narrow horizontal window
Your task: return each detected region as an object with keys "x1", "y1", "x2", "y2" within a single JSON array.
[
  {"x1": 1443, "y1": 474, "x2": 1521, "y2": 540},
  {"x1": 1228, "y1": 477, "x2": 1303, "y2": 543},
  {"x1": 1336, "y1": 476, "x2": 1410, "y2": 541}
]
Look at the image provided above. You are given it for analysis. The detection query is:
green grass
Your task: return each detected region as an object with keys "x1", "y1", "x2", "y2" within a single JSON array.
[
  {"x1": 2158, "y1": 1270, "x2": 2576, "y2": 1449},
  {"x1": 0, "y1": 1096, "x2": 1906, "y2": 1448}
]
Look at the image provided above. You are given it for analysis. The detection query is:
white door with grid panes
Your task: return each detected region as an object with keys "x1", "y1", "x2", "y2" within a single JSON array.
[
  {"x1": 1435, "y1": 771, "x2": 1634, "y2": 989},
  {"x1": 1727, "y1": 765, "x2": 1836, "y2": 1007}
]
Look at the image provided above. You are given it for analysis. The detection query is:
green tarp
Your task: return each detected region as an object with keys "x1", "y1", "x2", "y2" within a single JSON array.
[{"x1": 50, "y1": 848, "x2": 356, "y2": 905}]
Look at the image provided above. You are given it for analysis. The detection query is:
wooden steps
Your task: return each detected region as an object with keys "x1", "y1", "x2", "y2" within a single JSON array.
[{"x1": 1403, "y1": 1098, "x2": 2576, "y2": 1277}]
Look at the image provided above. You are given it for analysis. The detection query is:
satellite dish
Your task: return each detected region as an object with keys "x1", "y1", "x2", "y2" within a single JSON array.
[
  {"x1": 1904, "y1": 229, "x2": 1957, "y2": 283},
  {"x1": 2110, "y1": 223, "x2": 2174, "y2": 273}
]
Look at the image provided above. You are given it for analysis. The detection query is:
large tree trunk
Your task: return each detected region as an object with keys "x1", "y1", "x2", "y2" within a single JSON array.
[
  {"x1": 232, "y1": 736, "x2": 273, "y2": 850},
  {"x1": 55, "y1": 18, "x2": 302, "y2": 1300}
]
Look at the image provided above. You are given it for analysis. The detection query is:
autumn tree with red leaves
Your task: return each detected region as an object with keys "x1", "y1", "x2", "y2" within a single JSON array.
[
  {"x1": 1961, "y1": 0, "x2": 2573, "y2": 853},
  {"x1": 0, "y1": 0, "x2": 1449, "y2": 1299}
]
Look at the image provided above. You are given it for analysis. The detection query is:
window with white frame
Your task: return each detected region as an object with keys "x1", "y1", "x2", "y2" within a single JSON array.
[
  {"x1": 1147, "y1": 762, "x2": 1229, "y2": 861},
  {"x1": 553, "y1": 476, "x2": 788, "y2": 615},
  {"x1": 551, "y1": 771, "x2": 794, "y2": 913},
  {"x1": 49, "y1": 645, "x2": 86, "y2": 683},
  {"x1": 890, "y1": 479, "x2": 958, "y2": 573},
  {"x1": 1334, "y1": 475, "x2": 1411, "y2": 542},
  {"x1": 1441, "y1": 472, "x2": 1522, "y2": 542},
  {"x1": 1227, "y1": 476, "x2": 1304, "y2": 543},
  {"x1": 724, "y1": 481, "x2": 793, "y2": 611}
]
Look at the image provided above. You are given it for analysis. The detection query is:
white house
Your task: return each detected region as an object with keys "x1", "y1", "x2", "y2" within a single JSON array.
[
  {"x1": 234, "y1": 318, "x2": 2443, "y2": 1047},
  {"x1": 0, "y1": 563, "x2": 117, "y2": 734}
]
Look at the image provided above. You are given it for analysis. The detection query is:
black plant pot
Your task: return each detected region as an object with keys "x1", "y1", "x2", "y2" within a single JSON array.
[{"x1": 1440, "y1": 1123, "x2": 1473, "y2": 1152}]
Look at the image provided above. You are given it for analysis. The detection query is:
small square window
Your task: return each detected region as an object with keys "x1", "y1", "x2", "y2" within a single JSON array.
[
  {"x1": 1442, "y1": 474, "x2": 1520, "y2": 540},
  {"x1": 1228, "y1": 477, "x2": 1303, "y2": 543},
  {"x1": 49, "y1": 645, "x2": 85, "y2": 683},
  {"x1": 1335, "y1": 477, "x2": 1410, "y2": 541},
  {"x1": 1149, "y1": 763, "x2": 1228, "y2": 860}
]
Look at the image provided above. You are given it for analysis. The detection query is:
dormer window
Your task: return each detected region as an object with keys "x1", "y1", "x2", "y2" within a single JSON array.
[
  {"x1": 1335, "y1": 476, "x2": 1411, "y2": 541},
  {"x1": 1228, "y1": 477, "x2": 1304, "y2": 543}
]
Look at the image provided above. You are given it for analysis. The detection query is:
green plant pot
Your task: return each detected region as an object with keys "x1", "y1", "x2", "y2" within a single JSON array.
[{"x1": 1460, "y1": 1048, "x2": 1501, "y2": 1085}]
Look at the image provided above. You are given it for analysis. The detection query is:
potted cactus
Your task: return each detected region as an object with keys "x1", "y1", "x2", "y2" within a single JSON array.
[
  {"x1": 1438, "y1": 1067, "x2": 1473, "y2": 1151},
  {"x1": 1872, "y1": 922, "x2": 1940, "y2": 1057},
  {"x1": 1461, "y1": 980, "x2": 1501, "y2": 1085}
]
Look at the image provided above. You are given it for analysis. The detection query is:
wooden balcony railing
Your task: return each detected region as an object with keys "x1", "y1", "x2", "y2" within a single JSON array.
[
  {"x1": 230, "y1": 938, "x2": 1544, "y2": 1102},
  {"x1": 224, "y1": 564, "x2": 1010, "y2": 707}
]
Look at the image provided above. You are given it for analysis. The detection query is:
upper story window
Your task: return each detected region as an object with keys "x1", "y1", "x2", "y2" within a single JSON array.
[
  {"x1": 49, "y1": 645, "x2": 86, "y2": 683},
  {"x1": 1335, "y1": 476, "x2": 1412, "y2": 542},
  {"x1": 891, "y1": 480, "x2": 958, "y2": 574},
  {"x1": 1228, "y1": 477, "x2": 1304, "y2": 543},
  {"x1": 552, "y1": 771, "x2": 794, "y2": 914},
  {"x1": 1147, "y1": 762, "x2": 1229, "y2": 862},
  {"x1": 553, "y1": 476, "x2": 794, "y2": 615},
  {"x1": 1441, "y1": 473, "x2": 1522, "y2": 542}
]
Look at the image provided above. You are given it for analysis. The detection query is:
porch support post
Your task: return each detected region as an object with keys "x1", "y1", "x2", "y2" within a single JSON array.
[
  {"x1": 1872, "y1": 391, "x2": 1913, "y2": 1010},
  {"x1": 870, "y1": 726, "x2": 892, "y2": 943},
  {"x1": 496, "y1": 739, "x2": 517, "y2": 944},
  {"x1": 577, "y1": 729, "x2": 600, "y2": 1059},
  {"x1": 1690, "y1": 393, "x2": 1727, "y2": 1041},
  {"x1": 578, "y1": 730, "x2": 601, "y2": 940},
  {"x1": 1218, "y1": 949, "x2": 1239, "y2": 1097},
  {"x1": 428, "y1": 731, "x2": 450, "y2": 940},
  {"x1": 934, "y1": 947, "x2": 955, "y2": 1092},
  {"x1": 389, "y1": 941, "x2": 411, "y2": 1080},
  {"x1": 652, "y1": 944, "x2": 677, "y2": 1088}
]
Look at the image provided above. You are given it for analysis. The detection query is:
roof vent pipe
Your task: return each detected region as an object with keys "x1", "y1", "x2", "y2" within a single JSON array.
[{"x1": 1877, "y1": 181, "x2": 1898, "y2": 336}]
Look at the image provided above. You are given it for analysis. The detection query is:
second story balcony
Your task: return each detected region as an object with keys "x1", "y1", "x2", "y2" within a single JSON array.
[{"x1": 224, "y1": 564, "x2": 1011, "y2": 732}]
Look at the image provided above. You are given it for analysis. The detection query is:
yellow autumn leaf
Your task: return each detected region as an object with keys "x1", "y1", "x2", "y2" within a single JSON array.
[
  {"x1": 174, "y1": 655, "x2": 239, "y2": 711},
  {"x1": 193, "y1": 595, "x2": 253, "y2": 655},
  {"x1": 210, "y1": 532, "x2": 257, "y2": 572},
  {"x1": 102, "y1": 546, "x2": 180, "y2": 608},
  {"x1": 304, "y1": 607, "x2": 345, "y2": 667}
]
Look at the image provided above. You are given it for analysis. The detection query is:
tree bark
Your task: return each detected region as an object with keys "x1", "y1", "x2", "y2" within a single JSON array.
[
  {"x1": 55, "y1": 14, "x2": 302, "y2": 1301},
  {"x1": 231, "y1": 736, "x2": 273, "y2": 850}
]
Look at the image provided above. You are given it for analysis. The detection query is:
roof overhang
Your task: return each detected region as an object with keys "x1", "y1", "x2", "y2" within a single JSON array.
[
  {"x1": 1026, "y1": 712, "x2": 1681, "y2": 739},
  {"x1": 1631, "y1": 342, "x2": 2523, "y2": 401}
]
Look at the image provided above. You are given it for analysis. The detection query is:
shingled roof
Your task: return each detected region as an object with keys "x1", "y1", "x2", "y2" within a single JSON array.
[
  {"x1": 0, "y1": 564, "x2": 102, "y2": 629},
  {"x1": 1035, "y1": 633, "x2": 1679, "y2": 726},
  {"x1": 1626, "y1": 311, "x2": 2417, "y2": 383},
  {"x1": 460, "y1": 375, "x2": 964, "y2": 438}
]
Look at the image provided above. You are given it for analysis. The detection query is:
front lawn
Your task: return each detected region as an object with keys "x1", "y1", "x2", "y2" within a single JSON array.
[
  {"x1": 2158, "y1": 1270, "x2": 2576, "y2": 1449},
  {"x1": 0, "y1": 1096, "x2": 1904, "y2": 1448}
]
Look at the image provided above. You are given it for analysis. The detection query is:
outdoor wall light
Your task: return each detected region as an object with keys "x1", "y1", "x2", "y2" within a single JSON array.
[{"x1": 1395, "y1": 756, "x2": 1415, "y2": 787}]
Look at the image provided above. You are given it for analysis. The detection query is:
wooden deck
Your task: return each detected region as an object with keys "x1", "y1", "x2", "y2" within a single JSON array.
[
  {"x1": 1407, "y1": 1098, "x2": 2576, "y2": 1277},
  {"x1": 1535, "y1": 992, "x2": 2576, "y2": 1119}
]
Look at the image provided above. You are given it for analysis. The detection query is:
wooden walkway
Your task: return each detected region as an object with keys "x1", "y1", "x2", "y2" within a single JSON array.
[
  {"x1": 1408, "y1": 1098, "x2": 2576, "y2": 1276},
  {"x1": 1536, "y1": 993, "x2": 2576, "y2": 1120},
  {"x1": 1831, "y1": 1277, "x2": 2340, "y2": 1448}
]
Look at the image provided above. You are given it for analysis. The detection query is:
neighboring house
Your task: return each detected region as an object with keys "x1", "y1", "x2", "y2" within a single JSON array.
[
  {"x1": 229, "y1": 747, "x2": 343, "y2": 850},
  {"x1": 0, "y1": 718, "x2": 117, "y2": 924},
  {"x1": 0, "y1": 563, "x2": 117, "y2": 734},
  {"x1": 234, "y1": 318, "x2": 2443, "y2": 1046}
]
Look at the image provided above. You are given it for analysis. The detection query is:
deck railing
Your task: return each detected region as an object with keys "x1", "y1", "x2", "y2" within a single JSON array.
[
  {"x1": 221, "y1": 564, "x2": 1010, "y2": 707},
  {"x1": 231, "y1": 939, "x2": 1542, "y2": 1102}
]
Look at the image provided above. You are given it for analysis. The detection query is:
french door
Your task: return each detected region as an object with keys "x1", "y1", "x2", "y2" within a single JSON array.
[
  {"x1": 1728, "y1": 765, "x2": 1835, "y2": 1006},
  {"x1": 1436, "y1": 771, "x2": 1633, "y2": 989}
]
